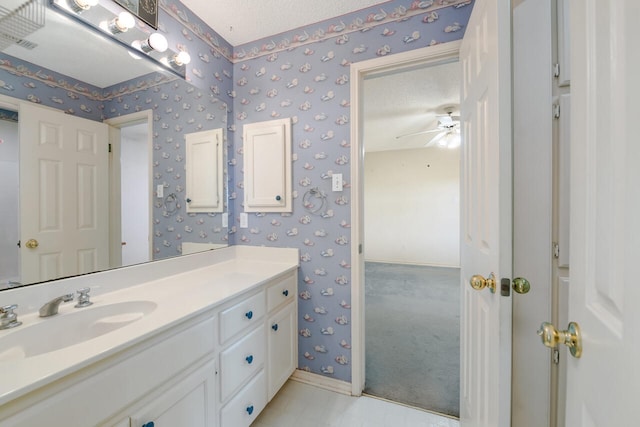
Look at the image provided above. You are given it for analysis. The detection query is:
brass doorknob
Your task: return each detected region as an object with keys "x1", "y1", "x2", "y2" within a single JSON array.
[
  {"x1": 25, "y1": 239, "x2": 39, "y2": 249},
  {"x1": 537, "y1": 321, "x2": 582, "y2": 358},
  {"x1": 470, "y1": 273, "x2": 496, "y2": 293},
  {"x1": 512, "y1": 277, "x2": 531, "y2": 294}
]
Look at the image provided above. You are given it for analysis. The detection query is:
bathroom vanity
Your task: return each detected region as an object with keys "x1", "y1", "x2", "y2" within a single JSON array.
[{"x1": 0, "y1": 246, "x2": 298, "y2": 427}]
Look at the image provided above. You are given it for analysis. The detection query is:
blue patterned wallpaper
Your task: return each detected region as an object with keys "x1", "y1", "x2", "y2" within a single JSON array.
[
  {"x1": 230, "y1": 0, "x2": 474, "y2": 382},
  {"x1": 0, "y1": 0, "x2": 474, "y2": 385}
]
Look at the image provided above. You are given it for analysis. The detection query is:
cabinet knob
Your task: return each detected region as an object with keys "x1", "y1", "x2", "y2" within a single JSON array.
[
  {"x1": 245, "y1": 310, "x2": 253, "y2": 320},
  {"x1": 275, "y1": 195, "x2": 281, "y2": 201},
  {"x1": 186, "y1": 197, "x2": 192, "y2": 203},
  {"x1": 272, "y1": 323, "x2": 279, "y2": 331},
  {"x1": 245, "y1": 355, "x2": 254, "y2": 364},
  {"x1": 282, "y1": 289, "x2": 289, "y2": 297},
  {"x1": 246, "y1": 405, "x2": 254, "y2": 415},
  {"x1": 142, "y1": 422, "x2": 155, "y2": 427}
]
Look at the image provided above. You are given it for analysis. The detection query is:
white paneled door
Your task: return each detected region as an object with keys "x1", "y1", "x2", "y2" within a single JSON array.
[
  {"x1": 459, "y1": 0, "x2": 512, "y2": 425},
  {"x1": 566, "y1": 1, "x2": 640, "y2": 424},
  {"x1": 19, "y1": 103, "x2": 109, "y2": 284}
]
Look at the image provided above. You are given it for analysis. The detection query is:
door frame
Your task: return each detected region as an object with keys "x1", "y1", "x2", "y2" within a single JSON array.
[
  {"x1": 105, "y1": 110, "x2": 153, "y2": 268},
  {"x1": 349, "y1": 41, "x2": 462, "y2": 396}
]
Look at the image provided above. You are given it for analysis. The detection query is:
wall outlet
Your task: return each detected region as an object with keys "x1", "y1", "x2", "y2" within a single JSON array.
[
  {"x1": 332, "y1": 173, "x2": 343, "y2": 192},
  {"x1": 240, "y1": 212, "x2": 248, "y2": 228}
]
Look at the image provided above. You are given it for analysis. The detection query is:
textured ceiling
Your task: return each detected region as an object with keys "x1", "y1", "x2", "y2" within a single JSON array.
[
  {"x1": 180, "y1": 0, "x2": 392, "y2": 46},
  {"x1": 364, "y1": 60, "x2": 460, "y2": 152}
]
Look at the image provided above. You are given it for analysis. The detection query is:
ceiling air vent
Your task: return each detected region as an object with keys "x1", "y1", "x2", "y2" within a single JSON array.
[{"x1": 0, "y1": 0, "x2": 45, "y2": 51}]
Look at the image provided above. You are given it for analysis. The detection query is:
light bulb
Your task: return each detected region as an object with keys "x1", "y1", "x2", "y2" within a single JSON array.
[
  {"x1": 173, "y1": 51, "x2": 191, "y2": 66},
  {"x1": 68, "y1": 0, "x2": 97, "y2": 12},
  {"x1": 141, "y1": 33, "x2": 168, "y2": 53},
  {"x1": 106, "y1": 11, "x2": 135, "y2": 34}
]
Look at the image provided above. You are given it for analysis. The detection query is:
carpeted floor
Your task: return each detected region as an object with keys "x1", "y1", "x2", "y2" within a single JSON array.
[{"x1": 364, "y1": 262, "x2": 460, "y2": 417}]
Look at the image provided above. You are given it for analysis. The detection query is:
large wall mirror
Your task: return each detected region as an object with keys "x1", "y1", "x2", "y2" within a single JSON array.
[{"x1": 0, "y1": 0, "x2": 229, "y2": 290}]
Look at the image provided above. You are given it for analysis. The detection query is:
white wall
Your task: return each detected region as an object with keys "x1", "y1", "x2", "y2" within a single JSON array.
[
  {"x1": 364, "y1": 147, "x2": 460, "y2": 267},
  {"x1": 0, "y1": 119, "x2": 19, "y2": 285},
  {"x1": 120, "y1": 124, "x2": 150, "y2": 266}
]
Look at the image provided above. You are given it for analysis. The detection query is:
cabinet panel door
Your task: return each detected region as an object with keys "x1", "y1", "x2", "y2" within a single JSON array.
[
  {"x1": 243, "y1": 118, "x2": 292, "y2": 212},
  {"x1": 185, "y1": 128, "x2": 224, "y2": 213},
  {"x1": 267, "y1": 303, "x2": 297, "y2": 401},
  {"x1": 129, "y1": 359, "x2": 216, "y2": 427}
]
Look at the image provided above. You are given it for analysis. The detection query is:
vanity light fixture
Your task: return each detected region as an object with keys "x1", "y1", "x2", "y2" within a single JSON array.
[
  {"x1": 100, "y1": 11, "x2": 136, "y2": 34},
  {"x1": 132, "y1": 33, "x2": 168, "y2": 53},
  {"x1": 66, "y1": 0, "x2": 98, "y2": 13}
]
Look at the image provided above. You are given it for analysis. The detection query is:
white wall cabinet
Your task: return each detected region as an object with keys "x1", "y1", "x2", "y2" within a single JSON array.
[
  {"x1": 243, "y1": 118, "x2": 292, "y2": 212},
  {"x1": 185, "y1": 128, "x2": 224, "y2": 213}
]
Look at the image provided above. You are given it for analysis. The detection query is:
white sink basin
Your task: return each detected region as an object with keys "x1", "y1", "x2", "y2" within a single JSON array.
[{"x1": 0, "y1": 300, "x2": 157, "y2": 362}]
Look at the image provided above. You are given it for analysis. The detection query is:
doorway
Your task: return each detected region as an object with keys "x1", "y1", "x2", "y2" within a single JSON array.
[
  {"x1": 105, "y1": 110, "x2": 153, "y2": 268},
  {"x1": 360, "y1": 58, "x2": 461, "y2": 417}
]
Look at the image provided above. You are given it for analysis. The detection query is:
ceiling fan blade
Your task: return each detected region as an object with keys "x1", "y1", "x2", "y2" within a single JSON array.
[
  {"x1": 425, "y1": 131, "x2": 447, "y2": 147},
  {"x1": 396, "y1": 128, "x2": 443, "y2": 139}
]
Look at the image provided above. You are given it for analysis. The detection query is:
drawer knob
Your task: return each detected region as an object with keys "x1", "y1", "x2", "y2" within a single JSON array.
[
  {"x1": 245, "y1": 310, "x2": 253, "y2": 320},
  {"x1": 272, "y1": 323, "x2": 279, "y2": 331},
  {"x1": 246, "y1": 355, "x2": 254, "y2": 364},
  {"x1": 246, "y1": 405, "x2": 254, "y2": 415},
  {"x1": 142, "y1": 422, "x2": 155, "y2": 427},
  {"x1": 282, "y1": 289, "x2": 289, "y2": 297},
  {"x1": 275, "y1": 195, "x2": 281, "y2": 201}
]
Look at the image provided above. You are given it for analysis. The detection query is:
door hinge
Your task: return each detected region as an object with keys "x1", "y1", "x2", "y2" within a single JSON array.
[
  {"x1": 553, "y1": 242, "x2": 560, "y2": 259},
  {"x1": 553, "y1": 348, "x2": 560, "y2": 365},
  {"x1": 16, "y1": 240, "x2": 21, "y2": 248},
  {"x1": 553, "y1": 103, "x2": 561, "y2": 119},
  {"x1": 553, "y1": 63, "x2": 560, "y2": 78},
  {"x1": 108, "y1": 143, "x2": 112, "y2": 153},
  {"x1": 358, "y1": 243, "x2": 363, "y2": 254}
]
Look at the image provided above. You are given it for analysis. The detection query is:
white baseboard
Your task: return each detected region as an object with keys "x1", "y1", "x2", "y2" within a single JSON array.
[{"x1": 290, "y1": 369, "x2": 353, "y2": 396}]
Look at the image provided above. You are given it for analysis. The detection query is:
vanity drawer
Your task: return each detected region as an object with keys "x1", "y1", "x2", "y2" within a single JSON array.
[
  {"x1": 220, "y1": 369, "x2": 267, "y2": 427},
  {"x1": 219, "y1": 291, "x2": 265, "y2": 343},
  {"x1": 220, "y1": 326, "x2": 265, "y2": 401},
  {"x1": 266, "y1": 272, "x2": 296, "y2": 312}
]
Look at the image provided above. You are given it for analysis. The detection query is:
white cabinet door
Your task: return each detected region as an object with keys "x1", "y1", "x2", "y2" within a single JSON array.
[
  {"x1": 243, "y1": 118, "x2": 292, "y2": 212},
  {"x1": 267, "y1": 302, "x2": 296, "y2": 401},
  {"x1": 129, "y1": 359, "x2": 217, "y2": 427},
  {"x1": 185, "y1": 128, "x2": 224, "y2": 213},
  {"x1": 566, "y1": 1, "x2": 640, "y2": 425}
]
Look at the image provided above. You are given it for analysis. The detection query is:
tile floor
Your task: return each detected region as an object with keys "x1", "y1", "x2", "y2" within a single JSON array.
[{"x1": 253, "y1": 380, "x2": 460, "y2": 427}]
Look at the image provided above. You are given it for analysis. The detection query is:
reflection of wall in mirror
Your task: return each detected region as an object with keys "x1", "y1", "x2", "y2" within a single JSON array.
[
  {"x1": 0, "y1": 0, "x2": 236, "y2": 263},
  {"x1": 0, "y1": 115, "x2": 19, "y2": 288}
]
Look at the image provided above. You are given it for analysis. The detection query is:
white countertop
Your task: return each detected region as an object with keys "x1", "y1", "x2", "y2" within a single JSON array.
[{"x1": 0, "y1": 246, "x2": 298, "y2": 407}]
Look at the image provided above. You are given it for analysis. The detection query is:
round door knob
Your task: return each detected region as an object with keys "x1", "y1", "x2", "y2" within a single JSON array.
[
  {"x1": 537, "y1": 321, "x2": 582, "y2": 358},
  {"x1": 25, "y1": 239, "x2": 39, "y2": 249},
  {"x1": 470, "y1": 273, "x2": 496, "y2": 293},
  {"x1": 512, "y1": 277, "x2": 531, "y2": 294}
]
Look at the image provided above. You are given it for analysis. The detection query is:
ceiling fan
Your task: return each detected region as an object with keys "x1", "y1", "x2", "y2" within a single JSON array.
[{"x1": 395, "y1": 108, "x2": 461, "y2": 148}]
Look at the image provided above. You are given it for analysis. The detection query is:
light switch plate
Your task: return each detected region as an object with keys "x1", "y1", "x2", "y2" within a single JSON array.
[
  {"x1": 156, "y1": 184, "x2": 164, "y2": 198},
  {"x1": 332, "y1": 173, "x2": 343, "y2": 192},
  {"x1": 240, "y1": 212, "x2": 248, "y2": 228},
  {"x1": 222, "y1": 212, "x2": 228, "y2": 228}
]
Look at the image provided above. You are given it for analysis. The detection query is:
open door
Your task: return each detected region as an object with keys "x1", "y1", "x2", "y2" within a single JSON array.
[
  {"x1": 459, "y1": 0, "x2": 512, "y2": 425},
  {"x1": 564, "y1": 1, "x2": 640, "y2": 424},
  {"x1": 19, "y1": 102, "x2": 109, "y2": 283}
]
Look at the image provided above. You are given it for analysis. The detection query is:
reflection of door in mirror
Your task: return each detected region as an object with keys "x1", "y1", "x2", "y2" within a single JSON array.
[
  {"x1": 19, "y1": 102, "x2": 109, "y2": 285},
  {"x1": 0, "y1": 109, "x2": 20, "y2": 289}
]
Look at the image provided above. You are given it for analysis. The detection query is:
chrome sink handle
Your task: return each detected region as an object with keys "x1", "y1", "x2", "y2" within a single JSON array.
[
  {"x1": 39, "y1": 293, "x2": 74, "y2": 317},
  {"x1": 0, "y1": 304, "x2": 22, "y2": 330},
  {"x1": 75, "y1": 287, "x2": 93, "y2": 308}
]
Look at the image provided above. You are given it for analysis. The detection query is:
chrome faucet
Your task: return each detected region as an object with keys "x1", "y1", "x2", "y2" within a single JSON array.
[
  {"x1": 0, "y1": 304, "x2": 22, "y2": 329},
  {"x1": 39, "y1": 293, "x2": 74, "y2": 317}
]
